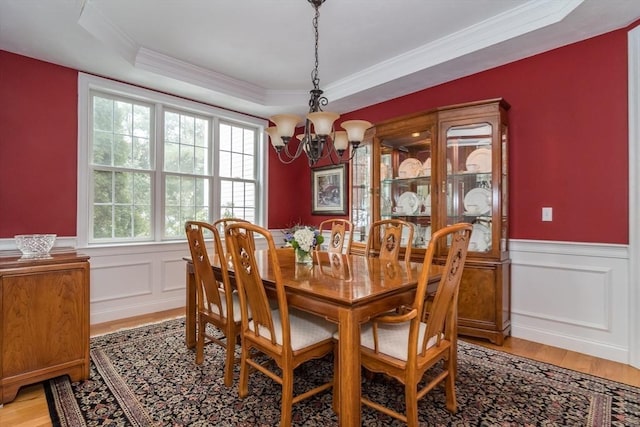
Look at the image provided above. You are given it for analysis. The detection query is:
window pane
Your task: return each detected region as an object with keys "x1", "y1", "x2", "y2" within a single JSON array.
[
  {"x1": 93, "y1": 131, "x2": 113, "y2": 166},
  {"x1": 243, "y1": 129, "x2": 255, "y2": 152},
  {"x1": 92, "y1": 95, "x2": 151, "y2": 169},
  {"x1": 219, "y1": 121, "x2": 257, "y2": 180},
  {"x1": 133, "y1": 136, "x2": 150, "y2": 169},
  {"x1": 133, "y1": 105, "x2": 150, "y2": 138},
  {"x1": 164, "y1": 174, "x2": 210, "y2": 238},
  {"x1": 164, "y1": 142, "x2": 180, "y2": 172},
  {"x1": 93, "y1": 205, "x2": 113, "y2": 238},
  {"x1": 164, "y1": 111, "x2": 209, "y2": 176},
  {"x1": 114, "y1": 205, "x2": 132, "y2": 238},
  {"x1": 114, "y1": 101, "x2": 132, "y2": 135},
  {"x1": 93, "y1": 170, "x2": 113, "y2": 203},
  {"x1": 220, "y1": 123, "x2": 231, "y2": 151},
  {"x1": 219, "y1": 151, "x2": 231, "y2": 177},
  {"x1": 92, "y1": 169, "x2": 152, "y2": 240},
  {"x1": 134, "y1": 205, "x2": 151, "y2": 237},
  {"x1": 165, "y1": 112, "x2": 180, "y2": 143},
  {"x1": 93, "y1": 96, "x2": 113, "y2": 132}
]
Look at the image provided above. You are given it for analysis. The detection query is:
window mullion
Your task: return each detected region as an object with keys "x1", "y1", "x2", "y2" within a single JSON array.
[{"x1": 154, "y1": 102, "x2": 164, "y2": 241}]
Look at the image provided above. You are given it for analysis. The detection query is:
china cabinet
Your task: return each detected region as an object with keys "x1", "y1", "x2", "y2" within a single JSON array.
[
  {"x1": 0, "y1": 250, "x2": 90, "y2": 404},
  {"x1": 350, "y1": 98, "x2": 510, "y2": 344}
]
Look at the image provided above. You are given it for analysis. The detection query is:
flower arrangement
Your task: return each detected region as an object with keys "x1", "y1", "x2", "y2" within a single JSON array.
[{"x1": 283, "y1": 225, "x2": 324, "y2": 263}]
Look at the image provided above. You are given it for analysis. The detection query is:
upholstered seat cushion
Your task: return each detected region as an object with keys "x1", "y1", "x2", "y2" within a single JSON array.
[
  {"x1": 359, "y1": 321, "x2": 438, "y2": 361},
  {"x1": 251, "y1": 308, "x2": 337, "y2": 351},
  {"x1": 209, "y1": 290, "x2": 244, "y2": 322}
]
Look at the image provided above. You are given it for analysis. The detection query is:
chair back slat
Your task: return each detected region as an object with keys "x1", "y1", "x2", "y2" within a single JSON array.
[
  {"x1": 366, "y1": 219, "x2": 415, "y2": 262},
  {"x1": 318, "y1": 218, "x2": 353, "y2": 254}
]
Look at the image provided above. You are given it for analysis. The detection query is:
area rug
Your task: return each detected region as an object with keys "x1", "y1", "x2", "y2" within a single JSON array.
[{"x1": 45, "y1": 317, "x2": 640, "y2": 426}]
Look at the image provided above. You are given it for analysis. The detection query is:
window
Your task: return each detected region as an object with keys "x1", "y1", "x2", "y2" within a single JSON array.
[{"x1": 78, "y1": 74, "x2": 266, "y2": 246}]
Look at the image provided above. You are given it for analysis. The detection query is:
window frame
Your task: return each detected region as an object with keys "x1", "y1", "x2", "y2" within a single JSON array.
[{"x1": 77, "y1": 73, "x2": 267, "y2": 247}]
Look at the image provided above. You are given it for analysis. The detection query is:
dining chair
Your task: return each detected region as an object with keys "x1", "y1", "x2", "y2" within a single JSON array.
[
  {"x1": 365, "y1": 218, "x2": 415, "y2": 262},
  {"x1": 342, "y1": 222, "x2": 472, "y2": 426},
  {"x1": 184, "y1": 220, "x2": 244, "y2": 387},
  {"x1": 225, "y1": 222, "x2": 337, "y2": 427},
  {"x1": 317, "y1": 218, "x2": 354, "y2": 254}
]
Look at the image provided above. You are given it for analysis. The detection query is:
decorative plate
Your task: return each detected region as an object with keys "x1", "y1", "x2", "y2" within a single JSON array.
[
  {"x1": 396, "y1": 191, "x2": 419, "y2": 215},
  {"x1": 465, "y1": 147, "x2": 492, "y2": 173},
  {"x1": 464, "y1": 188, "x2": 491, "y2": 215},
  {"x1": 398, "y1": 158, "x2": 423, "y2": 178},
  {"x1": 421, "y1": 157, "x2": 431, "y2": 176}
]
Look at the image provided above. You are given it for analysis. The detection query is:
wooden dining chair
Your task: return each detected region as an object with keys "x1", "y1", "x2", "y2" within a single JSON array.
[
  {"x1": 226, "y1": 222, "x2": 337, "y2": 427},
  {"x1": 317, "y1": 218, "x2": 354, "y2": 254},
  {"x1": 184, "y1": 220, "x2": 244, "y2": 387},
  {"x1": 348, "y1": 222, "x2": 472, "y2": 426},
  {"x1": 365, "y1": 218, "x2": 415, "y2": 262}
]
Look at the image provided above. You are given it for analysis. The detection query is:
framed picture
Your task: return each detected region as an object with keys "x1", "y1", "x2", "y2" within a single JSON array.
[{"x1": 311, "y1": 164, "x2": 347, "y2": 215}]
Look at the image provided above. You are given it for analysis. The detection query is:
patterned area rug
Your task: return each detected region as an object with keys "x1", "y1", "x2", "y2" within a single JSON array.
[{"x1": 45, "y1": 317, "x2": 640, "y2": 426}]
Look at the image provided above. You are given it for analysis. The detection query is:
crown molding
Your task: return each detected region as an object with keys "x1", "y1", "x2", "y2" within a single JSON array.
[
  {"x1": 77, "y1": 1, "x2": 139, "y2": 64},
  {"x1": 134, "y1": 47, "x2": 267, "y2": 105},
  {"x1": 324, "y1": 0, "x2": 584, "y2": 102},
  {"x1": 77, "y1": 0, "x2": 584, "y2": 113}
]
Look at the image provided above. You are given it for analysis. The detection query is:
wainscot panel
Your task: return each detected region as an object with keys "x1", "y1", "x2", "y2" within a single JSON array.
[{"x1": 510, "y1": 239, "x2": 629, "y2": 363}]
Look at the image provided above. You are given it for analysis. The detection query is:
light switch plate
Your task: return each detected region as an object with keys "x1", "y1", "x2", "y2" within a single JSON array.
[{"x1": 542, "y1": 207, "x2": 553, "y2": 221}]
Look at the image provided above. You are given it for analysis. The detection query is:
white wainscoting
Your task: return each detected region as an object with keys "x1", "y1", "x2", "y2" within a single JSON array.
[
  {"x1": 0, "y1": 236, "x2": 632, "y2": 364},
  {"x1": 510, "y1": 239, "x2": 630, "y2": 364}
]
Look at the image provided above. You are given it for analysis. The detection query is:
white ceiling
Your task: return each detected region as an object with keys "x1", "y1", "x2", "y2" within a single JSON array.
[{"x1": 1, "y1": 0, "x2": 639, "y2": 119}]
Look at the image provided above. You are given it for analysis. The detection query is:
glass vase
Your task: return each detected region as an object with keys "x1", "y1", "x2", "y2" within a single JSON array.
[{"x1": 295, "y1": 249, "x2": 312, "y2": 265}]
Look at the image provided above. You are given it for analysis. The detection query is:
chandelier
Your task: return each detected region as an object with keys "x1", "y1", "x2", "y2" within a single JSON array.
[{"x1": 265, "y1": 0, "x2": 372, "y2": 166}]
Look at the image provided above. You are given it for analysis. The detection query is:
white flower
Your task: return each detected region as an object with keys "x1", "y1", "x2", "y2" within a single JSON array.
[{"x1": 293, "y1": 228, "x2": 315, "y2": 252}]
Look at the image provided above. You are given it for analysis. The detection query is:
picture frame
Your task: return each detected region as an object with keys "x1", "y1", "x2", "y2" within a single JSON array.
[{"x1": 311, "y1": 164, "x2": 347, "y2": 215}]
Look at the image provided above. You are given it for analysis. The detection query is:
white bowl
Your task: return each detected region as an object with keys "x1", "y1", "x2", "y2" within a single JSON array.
[{"x1": 15, "y1": 234, "x2": 56, "y2": 256}]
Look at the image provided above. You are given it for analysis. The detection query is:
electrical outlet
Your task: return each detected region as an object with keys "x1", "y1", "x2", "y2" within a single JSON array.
[{"x1": 542, "y1": 207, "x2": 553, "y2": 221}]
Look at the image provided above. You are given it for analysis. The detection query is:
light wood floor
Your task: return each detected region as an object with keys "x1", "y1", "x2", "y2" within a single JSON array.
[{"x1": 2, "y1": 308, "x2": 639, "y2": 426}]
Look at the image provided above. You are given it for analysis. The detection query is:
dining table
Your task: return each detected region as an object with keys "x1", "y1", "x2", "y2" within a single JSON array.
[{"x1": 184, "y1": 248, "x2": 442, "y2": 427}]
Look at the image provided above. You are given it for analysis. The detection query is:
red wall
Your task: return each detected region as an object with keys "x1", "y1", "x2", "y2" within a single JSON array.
[
  {"x1": 271, "y1": 28, "x2": 630, "y2": 244},
  {"x1": 0, "y1": 25, "x2": 631, "y2": 243},
  {"x1": 0, "y1": 51, "x2": 78, "y2": 237}
]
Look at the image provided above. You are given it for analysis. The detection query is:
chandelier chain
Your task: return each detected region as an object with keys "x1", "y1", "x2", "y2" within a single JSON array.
[{"x1": 311, "y1": 1, "x2": 320, "y2": 91}]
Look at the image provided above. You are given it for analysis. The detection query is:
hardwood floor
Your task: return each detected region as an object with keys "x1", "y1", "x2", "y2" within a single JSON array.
[{"x1": 1, "y1": 308, "x2": 639, "y2": 426}]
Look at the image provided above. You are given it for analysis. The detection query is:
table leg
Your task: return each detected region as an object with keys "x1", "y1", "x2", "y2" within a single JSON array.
[
  {"x1": 185, "y1": 264, "x2": 196, "y2": 348},
  {"x1": 338, "y1": 308, "x2": 361, "y2": 427}
]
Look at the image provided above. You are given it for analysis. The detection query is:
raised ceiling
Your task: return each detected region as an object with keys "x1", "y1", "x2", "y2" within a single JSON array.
[{"x1": 1, "y1": 0, "x2": 639, "y2": 118}]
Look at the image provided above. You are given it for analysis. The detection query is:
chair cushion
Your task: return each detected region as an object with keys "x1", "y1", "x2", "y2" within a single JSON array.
[
  {"x1": 359, "y1": 321, "x2": 438, "y2": 361},
  {"x1": 251, "y1": 308, "x2": 336, "y2": 351},
  {"x1": 209, "y1": 290, "x2": 244, "y2": 322}
]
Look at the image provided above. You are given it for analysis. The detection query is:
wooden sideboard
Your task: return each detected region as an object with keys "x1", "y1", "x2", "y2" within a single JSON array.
[{"x1": 0, "y1": 249, "x2": 90, "y2": 404}]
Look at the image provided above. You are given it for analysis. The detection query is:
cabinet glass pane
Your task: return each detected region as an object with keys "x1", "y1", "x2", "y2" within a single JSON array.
[
  {"x1": 351, "y1": 144, "x2": 371, "y2": 243},
  {"x1": 381, "y1": 130, "x2": 432, "y2": 248},
  {"x1": 446, "y1": 123, "x2": 492, "y2": 253}
]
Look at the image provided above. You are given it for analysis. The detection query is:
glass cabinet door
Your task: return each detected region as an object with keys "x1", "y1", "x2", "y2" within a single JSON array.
[
  {"x1": 351, "y1": 142, "x2": 372, "y2": 244},
  {"x1": 445, "y1": 122, "x2": 493, "y2": 253},
  {"x1": 380, "y1": 130, "x2": 433, "y2": 249}
]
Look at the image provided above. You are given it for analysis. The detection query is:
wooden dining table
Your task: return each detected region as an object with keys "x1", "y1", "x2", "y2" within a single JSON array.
[{"x1": 184, "y1": 249, "x2": 442, "y2": 427}]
